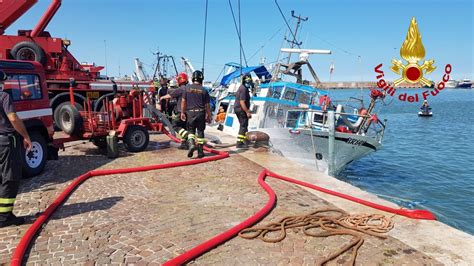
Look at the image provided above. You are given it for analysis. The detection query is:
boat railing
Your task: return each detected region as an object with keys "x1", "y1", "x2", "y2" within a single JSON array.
[{"x1": 288, "y1": 108, "x2": 386, "y2": 141}]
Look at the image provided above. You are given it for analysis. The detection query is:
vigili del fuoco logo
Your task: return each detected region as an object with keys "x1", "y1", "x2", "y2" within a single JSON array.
[{"x1": 374, "y1": 17, "x2": 452, "y2": 103}]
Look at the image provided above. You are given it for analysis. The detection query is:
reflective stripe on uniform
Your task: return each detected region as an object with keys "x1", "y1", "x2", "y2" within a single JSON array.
[
  {"x1": 0, "y1": 198, "x2": 15, "y2": 204},
  {"x1": 188, "y1": 134, "x2": 196, "y2": 140},
  {"x1": 196, "y1": 138, "x2": 205, "y2": 145},
  {"x1": 178, "y1": 129, "x2": 188, "y2": 139},
  {"x1": 0, "y1": 206, "x2": 13, "y2": 213}
]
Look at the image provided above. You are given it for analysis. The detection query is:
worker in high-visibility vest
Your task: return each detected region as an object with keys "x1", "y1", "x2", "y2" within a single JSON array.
[{"x1": 0, "y1": 70, "x2": 32, "y2": 228}]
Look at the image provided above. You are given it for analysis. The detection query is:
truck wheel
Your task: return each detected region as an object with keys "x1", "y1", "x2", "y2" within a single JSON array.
[
  {"x1": 54, "y1": 101, "x2": 83, "y2": 130},
  {"x1": 22, "y1": 132, "x2": 48, "y2": 178},
  {"x1": 123, "y1": 125, "x2": 149, "y2": 152},
  {"x1": 10, "y1": 41, "x2": 47, "y2": 66},
  {"x1": 58, "y1": 104, "x2": 83, "y2": 136},
  {"x1": 92, "y1": 137, "x2": 107, "y2": 149}
]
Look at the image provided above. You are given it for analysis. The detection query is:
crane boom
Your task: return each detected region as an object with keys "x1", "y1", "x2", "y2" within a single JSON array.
[
  {"x1": 31, "y1": 0, "x2": 62, "y2": 37},
  {"x1": 0, "y1": 0, "x2": 38, "y2": 34}
]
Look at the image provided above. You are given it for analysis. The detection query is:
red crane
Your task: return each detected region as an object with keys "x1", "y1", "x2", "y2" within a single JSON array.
[{"x1": 0, "y1": 0, "x2": 152, "y2": 125}]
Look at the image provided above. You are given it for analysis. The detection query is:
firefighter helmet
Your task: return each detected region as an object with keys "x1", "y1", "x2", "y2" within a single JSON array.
[
  {"x1": 242, "y1": 74, "x2": 253, "y2": 88},
  {"x1": 192, "y1": 70, "x2": 204, "y2": 83},
  {"x1": 176, "y1": 72, "x2": 189, "y2": 86}
]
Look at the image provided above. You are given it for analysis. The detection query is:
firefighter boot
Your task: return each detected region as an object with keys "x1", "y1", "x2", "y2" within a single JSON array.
[
  {"x1": 236, "y1": 141, "x2": 249, "y2": 149},
  {"x1": 187, "y1": 139, "x2": 198, "y2": 158},
  {"x1": 197, "y1": 144, "x2": 205, "y2": 158},
  {"x1": 0, "y1": 214, "x2": 25, "y2": 228},
  {"x1": 178, "y1": 140, "x2": 189, "y2": 150}
]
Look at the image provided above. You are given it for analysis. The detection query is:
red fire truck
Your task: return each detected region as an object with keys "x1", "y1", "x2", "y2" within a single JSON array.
[
  {"x1": 0, "y1": 0, "x2": 151, "y2": 127},
  {"x1": 0, "y1": 59, "x2": 58, "y2": 177}
]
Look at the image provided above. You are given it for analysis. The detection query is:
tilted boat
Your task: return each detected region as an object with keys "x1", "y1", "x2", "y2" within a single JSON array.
[{"x1": 210, "y1": 49, "x2": 387, "y2": 175}]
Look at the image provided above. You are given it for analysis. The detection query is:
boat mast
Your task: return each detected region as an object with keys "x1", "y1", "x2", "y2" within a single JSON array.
[{"x1": 286, "y1": 10, "x2": 307, "y2": 65}]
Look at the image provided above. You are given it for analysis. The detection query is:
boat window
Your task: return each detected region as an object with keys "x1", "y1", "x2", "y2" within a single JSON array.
[
  {"x1": 283, "y1": 88, "x2": 297, "y2": 101},
  {"x1": 277, "y1": 108, "x2": 284, "y2": 118},
  {"x1": 3, "y1": 74, "x2": 42, "y2": 101},
  {"x1": 298, "y1": 92, "x2": 310, "y2": 104},
  {"x1": 286, "y1": 111, "x2": 301, "y2": 128},
  {"x1": 313, "y1": 113, "x2": 325, "y2": 123},
  {"x1": 269, "y1": 87, "x2": 282, "y2": 99}
]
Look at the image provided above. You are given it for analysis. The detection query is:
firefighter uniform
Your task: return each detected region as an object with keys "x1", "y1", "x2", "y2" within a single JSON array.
[
  {"x1": 0, "y1": 71, "x2": 25, "y2": 227},
  {"x1": 170, "y1": 84, "x2": 189, "y2": 149},
  {"x1": 234, "y1": 79, "x2": 252, "y2": 148},
  {"x1": 182, "y1": 77, "x2": 210, "y2": 159}
]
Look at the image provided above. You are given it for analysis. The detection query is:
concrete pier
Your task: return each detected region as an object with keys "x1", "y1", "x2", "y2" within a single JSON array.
[{"x1": 0, "y1": 130, "x2": 472, "y2": 265}]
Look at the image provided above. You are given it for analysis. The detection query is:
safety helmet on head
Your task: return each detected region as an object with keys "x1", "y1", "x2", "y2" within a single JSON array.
[
  {"x1": 192, "y1": 70, "x2": 204, "y2": 83},
  {"x1": 242, "y1": 74, "x2": 254, "y2": 89},
  {"x1": 0, "y1": 70, "x2": 7, "y2": 82},
  {"x1": 242, "y1": 74, "x2": 252, "y2": 83},
  {"x1": 176, "y1": 72, "x2": 189, "y2": 86}
]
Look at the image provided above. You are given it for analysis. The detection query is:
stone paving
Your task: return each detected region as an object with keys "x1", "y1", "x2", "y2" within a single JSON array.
[{"x1": 0, "y1": 134, "x2": 440, "y2": 265}]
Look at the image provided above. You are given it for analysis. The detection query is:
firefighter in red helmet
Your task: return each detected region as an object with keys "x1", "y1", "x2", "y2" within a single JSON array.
[{"x1": 160, "y1": 72, "x2": 190, "y2": 149}]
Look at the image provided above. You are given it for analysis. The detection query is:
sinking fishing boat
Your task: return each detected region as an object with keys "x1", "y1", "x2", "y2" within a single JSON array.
[{"x1": 210, "y1": 48, "x2": 387, "y2": 175}]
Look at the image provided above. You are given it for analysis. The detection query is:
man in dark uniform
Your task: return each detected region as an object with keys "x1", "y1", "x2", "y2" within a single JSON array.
[
  {"x1": 157, "y1": 78, "x2": 173, "y2": 117},
  {"x1": 180, "y1": 70, "x2": 211, "y2": 158},
  {"x1": 234, "y1": 74, "x2": 253, "y2": 149},
  {"x1": 0, "y1": 70, "x2": 32, "y2": 228},
  {"x1": 160, "y1": 72, "x2": 189, "y2": 150}
]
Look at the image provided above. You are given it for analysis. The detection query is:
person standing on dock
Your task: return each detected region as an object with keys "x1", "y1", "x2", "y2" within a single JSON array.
[
  {"x1": 234, "y1": 74, "x2": 253, "y2": 149},
  {"x1": 160, "y1": 72, "x2": 190, "y2": 150},
  {"x1": 180, "y1": 70, "x2": 211, "y2": 158},
  {"x1": 158, "y1": 78, "x2": 173, "y2": 118},
  {"x1": 0, "y1": 70, "x2": 32, "y2": 228}
]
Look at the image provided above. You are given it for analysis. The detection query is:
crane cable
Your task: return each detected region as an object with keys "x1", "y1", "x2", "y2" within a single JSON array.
[
  {"x1": 274, "y1": 0, "x2": 301, "y2": 49},
  {"x1": 202, "y1": 0, "x2": 209, "y2": 74},
  {"x1": 228, "y1": 0, "x2": 248, "y2": 67}
]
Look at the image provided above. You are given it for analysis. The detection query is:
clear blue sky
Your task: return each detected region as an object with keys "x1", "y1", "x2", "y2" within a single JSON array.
[{"x1": 6, "y1": 0, "x2": 473, "y2": 82}]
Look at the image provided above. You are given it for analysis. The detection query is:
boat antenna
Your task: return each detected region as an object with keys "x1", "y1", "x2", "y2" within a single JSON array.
[
  {"x1": 228, "y1": 0, "x2": 248, "y2": 67},
  {"x1": 238, "y1": 0, "x2": 242, "y2": 76},
  {"x1": 201, "y1": 0, "x2": 209, "y2": 74}
]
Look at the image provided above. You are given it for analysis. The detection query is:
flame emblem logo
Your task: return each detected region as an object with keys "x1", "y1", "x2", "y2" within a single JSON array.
[{"x1": 391, "y1": 17, "x2": 436, "y2": 86}]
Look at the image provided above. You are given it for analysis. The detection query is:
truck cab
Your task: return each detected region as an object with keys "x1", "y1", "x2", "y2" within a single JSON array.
[{"x1": 0, "y1": 60, "x2": 58, "y2": 177}]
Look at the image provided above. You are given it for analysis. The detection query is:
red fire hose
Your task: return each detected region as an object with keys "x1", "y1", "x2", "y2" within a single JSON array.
[
  {"x1": 163, "y1": 169, "x2": 436, "y2": 266},
  {"x1": 10, "y1": 133, "x2": 436, "y2": 266},
  {"x1": 10, "y1": 137, "x2": 228, "y2": 266}
]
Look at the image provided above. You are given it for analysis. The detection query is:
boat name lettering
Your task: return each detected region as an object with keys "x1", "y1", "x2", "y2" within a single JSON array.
[{"x1": 346, "y1": 138, "x2": 366, "y2": 146}]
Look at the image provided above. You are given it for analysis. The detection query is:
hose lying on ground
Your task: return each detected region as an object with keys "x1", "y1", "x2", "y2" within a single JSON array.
[
  {"x1": 11, "y1": 131, "x2": 436, "y2": 266},
  {"x1": 163, "y1": 169, "x2": 435, "y2": 266},
  {"x1": 239, "y1": 209, "x2": 394, "y2": 266}
]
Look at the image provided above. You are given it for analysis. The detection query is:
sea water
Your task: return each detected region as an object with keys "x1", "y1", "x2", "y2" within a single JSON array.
[{"x1": 324, "y1": 88, "x2": 473, "y2": 235}]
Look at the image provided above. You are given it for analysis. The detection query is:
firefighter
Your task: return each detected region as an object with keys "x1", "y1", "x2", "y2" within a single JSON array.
[
  {"x1": 0, "y1": 70, "x2": 32, "y2": 228},
  {"x1": 180, "y1": 70, "x2": 211, "y2": 158},
  {"x1": 160, "y1": 72, "x2": 190, "y2": 150},
  {"x1": 234, "y1": 74, "x2": 253, "y2": 149}
]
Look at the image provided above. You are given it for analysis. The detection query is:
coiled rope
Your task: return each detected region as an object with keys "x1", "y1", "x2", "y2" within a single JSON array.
[{"x1": 239, "y1": 209, "x2": 394, "y2": 266}]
